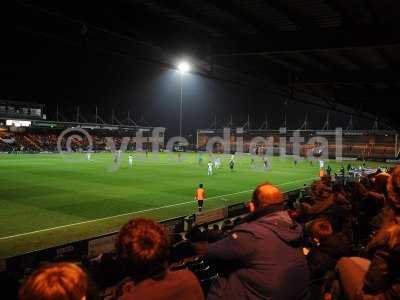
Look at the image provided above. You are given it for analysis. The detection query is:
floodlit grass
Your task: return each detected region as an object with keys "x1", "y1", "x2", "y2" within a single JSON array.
[{"x1": 0, "y1": 152, "x2": 383, "y2": 257}]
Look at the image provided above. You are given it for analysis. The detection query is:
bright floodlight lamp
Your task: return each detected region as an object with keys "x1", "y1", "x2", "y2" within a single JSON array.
[{"x1": 177, "y1": 61, "x2": 190, "y2": 73}]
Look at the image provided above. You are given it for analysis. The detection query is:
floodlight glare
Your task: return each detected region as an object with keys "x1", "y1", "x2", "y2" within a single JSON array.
[{"x1": 177, "y1": 61, "x2": 190, "y2": 73}]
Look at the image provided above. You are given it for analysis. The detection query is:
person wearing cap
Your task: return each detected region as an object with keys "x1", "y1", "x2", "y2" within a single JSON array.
[{"x1": 206, "y1": 183, "x2": 309, "y2": 300}]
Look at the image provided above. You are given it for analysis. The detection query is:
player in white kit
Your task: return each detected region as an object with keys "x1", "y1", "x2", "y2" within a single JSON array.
[
  {"x1": 208, "y1": 161, "x2": 213, "y2": 176},
  {"x1": 128, "y1": 154, "x2": 133, "y2": 168},
  {"x1": 214, "y1": 157, "x2": 221, "y2": 169}
]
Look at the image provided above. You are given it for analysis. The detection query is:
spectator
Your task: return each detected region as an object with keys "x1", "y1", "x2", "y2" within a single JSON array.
[
  {"x1": 206, "y1": 183, "x2": 309, "y2": 300},
  {"x1": 170, "y1": 236, "x2": 195, "y2": 263},
  {"x1": 186, "y1": 226, "x2": 207, "y2": 243},
  {"x1": 186, "y1": 226, "x2": 208, "y2": 256},
  {"x1": 307, "y1": 218, "x2": 351, "y2": 279},
  {"x1": 320, "y1": 175, "x2": 332, "y2": 187},
  {"x1": 207, "y1": 224, "x2": 222, "y2": 242},
  {"x1": 302, "y1": 181, "x2": 335, "y2": 216},
  {"x1": 302, "y1": 180, "x2": 351, "y2": 232},
  {"x1": 19, "y1": 262, "x2": 89, "y2": 300},
  {"x1": 337, "y1": 166, "x2": 400, "y2": 300},
  {"x1": 116, "y1": 218, "x2": 204, "y2": 300},
  {"x1": 373, "y1": 172, "x2": 390, "y2": 197},
  {"x1": 360, "y1": 173, "x2": 388, "y2": 219},
  {"x1": 233, "y1": 216, "x2": 243, "y2": 227},
  {"x1": 221, "y1": 219, "x2": 233, "y2": 232},
  {"x1": 89, "y1": 252, "x2": 125, "y2": 289}
]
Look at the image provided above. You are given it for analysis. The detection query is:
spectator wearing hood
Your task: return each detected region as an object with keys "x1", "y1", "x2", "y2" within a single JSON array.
[{"x1": 206, "y1": 183, "x2": 309, "y2": 300}]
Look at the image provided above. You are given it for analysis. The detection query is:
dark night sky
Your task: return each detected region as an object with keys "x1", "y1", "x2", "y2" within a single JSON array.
[{"x1": 2, "y1": 30, "x2": 373, "y2": 136}]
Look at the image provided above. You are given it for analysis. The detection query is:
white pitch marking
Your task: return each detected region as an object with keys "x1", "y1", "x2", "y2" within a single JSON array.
[{"x1": 0, "y1": 177, "x2": 317, "y2": 240}]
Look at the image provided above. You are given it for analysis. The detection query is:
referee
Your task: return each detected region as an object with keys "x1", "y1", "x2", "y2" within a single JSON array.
[{"x1": 195, "y1": 184, "x2": 206, "y2": 212}]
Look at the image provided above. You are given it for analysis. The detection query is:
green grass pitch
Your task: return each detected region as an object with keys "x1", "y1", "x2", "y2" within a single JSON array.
[{"x1": 0, "y1": 152, "x2": 380, "y2": 258}]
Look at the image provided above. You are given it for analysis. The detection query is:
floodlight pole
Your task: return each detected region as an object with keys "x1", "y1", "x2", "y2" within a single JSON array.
[
  {"x1": 179, "y1": 73, "x2": 183, "y2": 138},
  {"x1": 177, "y1": 61, "x2": 190, "y2": 137}
]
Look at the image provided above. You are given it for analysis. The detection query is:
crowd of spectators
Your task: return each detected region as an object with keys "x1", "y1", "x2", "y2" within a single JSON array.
[
  {"x1": 8, "y1": 165, "x2": 400, "y2": 300},
  {"x1": 0, "y1": 131, "x2": 141, "y2": 153},
  {"x1": 1, "y1": 129, "x2": 397, "y2": 160}
]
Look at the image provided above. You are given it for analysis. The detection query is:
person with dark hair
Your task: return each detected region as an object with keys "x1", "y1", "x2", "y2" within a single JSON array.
[
  {"x1": 353, "y1": 172, "x2": 389, "y2": 240},
  {"x1": 195, "y1": 184, "x2": 206, "y2": 212},
  {"x1": 208, "y1": 224, "x2": 222, "y2": 243},
  {"x1": 186, "y1": 226, "x2": 209, "y2": 256},
  {"x1": 206, "y1": 183, "x2": 309, "y2": 300},
  {"x1": 233, "y1": 217, "x2": 243, "y2": 227},
  {"x1": 306, "y1": 218, "x2": 352, "y2": 299},
  {"x1": 228, "y1": 158, "x2": 235, "y2": 171},
  {"x1": 170, "y1": 233, "x2": 196, "y2": 263},
  {"x1": 307, "y1": 218, "x2": 351, "y2": 279},
  {"x1": 337, "y1": 166, "x2": 400, "y2": 300},
  {"x1": 221, "y1": 219, "x2": 234, "y2": 233},
  {"x1": 301, "y1": 180, "x2": 351, "y2": 233},
  {"x1": 19, "y1": 262, "x2": 89, "y2": 300},
  {"x1": 326, "y1": 165, "x2": 332, "y2": 176},
  {"x1": 340, "y1": 165, "x2": 345, "y2": 177},
  {"x1": 116, "y1": 218, "x2": 204, "y2": 300}
]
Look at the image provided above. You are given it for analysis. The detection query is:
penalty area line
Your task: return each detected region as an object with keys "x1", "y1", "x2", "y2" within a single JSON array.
[{"x1": 0, "y1": 177, "x2": 317, "y2": 240}]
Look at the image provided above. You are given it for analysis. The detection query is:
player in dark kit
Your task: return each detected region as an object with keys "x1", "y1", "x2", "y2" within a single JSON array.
[
  {"x1": 229, "y1": 159, "x2": 235, "y2": 171},
  {"x1": 327, "y1": 165, "x2": 332, "y2": 176},
  {"x1": 340, "y1": 165, "x2": 345, "y2": 176}
]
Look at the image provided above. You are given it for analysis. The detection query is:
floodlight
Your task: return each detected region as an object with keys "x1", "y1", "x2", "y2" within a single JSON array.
[{"x1": 177, "y1": 61, "x2": 190, "y2": 73}]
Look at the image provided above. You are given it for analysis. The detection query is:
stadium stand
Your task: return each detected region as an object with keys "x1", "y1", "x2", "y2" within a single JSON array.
[
  {"x1": 0, "y1": 127, "x2": 160, "y2": 153},
  {"x1": 0, "y1": 102, "x2": 163, "y2": 154},
  {"x1": 197, "y1": 129, "x2": 398, "y2": 160},
  {"x1": 1, "y1": 127, "x2": 398, "y2": 164},
  {"x1": 1, "y1": 166, "x2": 400, "y2": 299}
]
